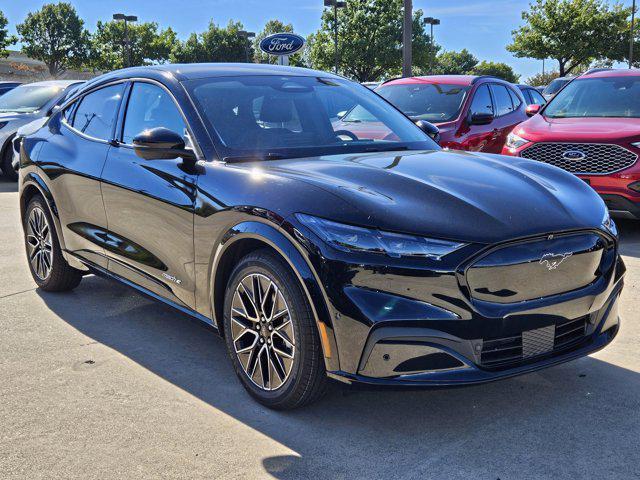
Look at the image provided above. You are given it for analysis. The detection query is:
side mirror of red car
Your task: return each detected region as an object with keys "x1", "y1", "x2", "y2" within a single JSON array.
[{"x1": 526, "y1": 104, "x2": 541, "y2": 117}]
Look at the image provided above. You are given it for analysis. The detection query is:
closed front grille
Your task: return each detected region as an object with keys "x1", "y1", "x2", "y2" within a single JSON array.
[
  {"x1": 520, "y1": 142, "x2": 637, "y2": 175},
  {"x1": 480, "y1": 316, "x2": 588, "y2": 368}
]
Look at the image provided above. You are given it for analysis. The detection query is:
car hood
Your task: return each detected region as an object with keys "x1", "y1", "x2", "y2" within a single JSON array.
[
  {"x1": 258, "y1": 150, "x2": 606, "y2": 244},
  {"x1": 516, "y1": 114, "x2": 640, "y2": 143}
]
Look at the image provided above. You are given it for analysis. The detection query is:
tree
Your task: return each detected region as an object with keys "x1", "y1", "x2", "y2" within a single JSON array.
[
  {"x1": 253, "y1": 20, "x2": 305, "y2": 66},
  {"x1": 0, "y1": 10, "x2": 17, "y2": 58},
  {"x1": 89, "y1": 20, "x2": 177, "y2": 71},
  {"x1": 433, "y1": 49, "x2": 478, "y2": 75},
  {"x1": 170, "y1": 20, "x2": 252, "y2": 63},
  {"x1": 308, "y1": 0, "x2": 433, "y2": 82},
  {"x1": 526, "y1": 70, "x2": 559, "y2": 86},
  {"x1": 472, "y1": 61, "x2": 520, "y2": 83},
  {"x1": 17, "y1": 2, "x2": 90, "y2": 76},
  {"x1": 507, "y1": 0, "x2": 631, "y2": 76}
]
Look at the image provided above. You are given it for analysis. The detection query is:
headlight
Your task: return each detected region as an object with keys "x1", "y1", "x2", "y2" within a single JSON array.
[
  {"x1": 602, "y1": 210, "x2": 617, "y2": 237},
  {"x1": 505, "y1": 132, "x2": 531, "y2": 150},
  {"x1": 296, "y1": 214, "x2": 466, "y2": 260},
  {"x1": 631, "y1": 141, "x2": 640, "y2": 148}
]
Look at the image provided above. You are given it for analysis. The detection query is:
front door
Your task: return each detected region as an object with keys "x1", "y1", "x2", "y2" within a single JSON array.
[{"x1": 101, "y1": 81, "x2": 199, "y2": 308}]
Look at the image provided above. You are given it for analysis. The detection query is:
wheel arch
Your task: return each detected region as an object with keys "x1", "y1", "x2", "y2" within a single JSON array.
[{"x1": 209, "y1": 221, "x2": 340, "y2": 372}]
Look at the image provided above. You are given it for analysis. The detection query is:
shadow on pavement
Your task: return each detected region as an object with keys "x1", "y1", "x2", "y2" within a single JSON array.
[
  {"x1": 0, "y1": 177, "x2": 18, "y2": 193},
  {"x1": 617, "y1": 219, "x2": 640, "y2": 258},
  {"x1": 37, "y1": 275, "x2": 640, "y2": 479}
]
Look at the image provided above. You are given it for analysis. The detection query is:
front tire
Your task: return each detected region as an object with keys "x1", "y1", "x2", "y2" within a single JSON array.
[
  {"x1": 223, "y1": 249, "x2": 327, "y2": 409},
  {"x1": 24, "y1": 195, "x2": 83, "y2": 291}
]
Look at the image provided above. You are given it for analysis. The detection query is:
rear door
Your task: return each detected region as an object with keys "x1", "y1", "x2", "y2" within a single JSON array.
[
  {"x1": 101, "y1": 80, "x2": 199, "y2": 309},
  {"x1": 37, "y1": 82, "x2": 125, "y2": 268},
  {"x1": 460, "y1": 84, "x2": 496, "y2": 151},
  {"x1": 487, "y1": 83, "x2": 520, "y2": 153}
]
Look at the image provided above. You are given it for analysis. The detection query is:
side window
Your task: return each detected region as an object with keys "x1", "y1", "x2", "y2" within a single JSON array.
[
  {"x1": 529, "y1": 89, "x2": 546, "y2": 105},
  {"x1": 470, "y1": 84, "x2": 493, "y2": 116},
  {"x1": 72, "y1": 84, "x2": 124, "y2": 140},
  {"x1": 122, "y1": 82, "x2": 187, "y2": 145},
  {"x1": 508, "y1": 87, "x2": 522, "y2": 110},
  {"x1": 490, "y1": 84, "x2": 514, "y2": 117}
]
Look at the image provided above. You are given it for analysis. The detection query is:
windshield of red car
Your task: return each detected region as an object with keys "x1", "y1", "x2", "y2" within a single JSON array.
[
  {"x1": 376, "y1": 83, "x2": 470, "y2": 123},
  {"x1": 544, "y1": 77, "x2": 640, "y2": 118},
  {"x1": 185, "y1": 75, "x2": 438, "y2": 160}
]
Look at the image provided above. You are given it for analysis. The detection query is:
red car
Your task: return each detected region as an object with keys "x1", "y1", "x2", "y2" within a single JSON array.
[
  {"x1": 502, "y1": 69, "x2": 640, "y2": 219},
  {"x1": 371, "y1": 75, "x2": 529, "y2": 153}
]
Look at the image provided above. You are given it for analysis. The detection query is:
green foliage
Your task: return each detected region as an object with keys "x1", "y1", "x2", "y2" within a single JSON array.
[
  {"x1": 253, "y1": 20, "x2": 305, "y2": 66},
  {"x1": 507, "y1": 0, "x2": 631, "y2": 76},
  {"x1": 308, "y1": 0, "x2": 435, "y2": 82},
  {"x1": 17, "y1": 2, "x2": 90, "y2": 76},
  {"x1": 89, "y1": 21, "x2": 177, "y2": 71},
  {"x1": 472, "y1": 61, "x2": 520, "y2": 83},
  {"x1": 525, "y1": 70, "x2": 560, "y2": 86},
  {"x1": 170, "y1": 20, "x2": 253, "y2": 63},
  {"x1": 433, "y1": 49, "x2": 478, "y2": 75},
  {"x1": 0, "y1": 10, "x2": 17, "y2": 58}
]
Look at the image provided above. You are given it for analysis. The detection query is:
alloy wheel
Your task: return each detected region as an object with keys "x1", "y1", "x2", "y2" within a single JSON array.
[
  {"x1": 231, "y1": 273, "x2": 296, "y2": 391},
  {"x1": 26, "y1": 206, "x2": 53, "y2": 280}
]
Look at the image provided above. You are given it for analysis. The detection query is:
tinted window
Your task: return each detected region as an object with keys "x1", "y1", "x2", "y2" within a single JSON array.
[
  {"x1": 545, "y1": 77, "x2": 640, "y2": 118},
  {"x1": 507, "y1": 87, "x2": 522, "y2": 109},
  {"x1": 528, "y1": 89, "x2": 546, "y2": 105},
  {"x1": 72, "y1": 84, "x2": 124, "y2": 140},
  {"x1": 377, "y1": 83, "x2": 470, "y2": 122},
  {"x1": 469, "y1": 84, "x2": 493, "y2": 115},
  {"x1": 122, "y1": 83, "x2": 187, "y2": 144},
  {"x1": 186, "y1": 76, "x2": 437, "y2": 159},
  {"x1": 543, "y1": 78, "x2": 571, "y2": 96},
  {"x1": 490, "y1": 84, "x2": 514, "y2": 116}
]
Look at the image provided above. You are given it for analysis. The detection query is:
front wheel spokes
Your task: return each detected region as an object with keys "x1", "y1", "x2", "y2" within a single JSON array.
[
  {"x1": 27, "y1": 207, "x2": 53, "y2": 280},
  {"x1": 232, "y1": 273, "x2": 295, "y2": 391}
]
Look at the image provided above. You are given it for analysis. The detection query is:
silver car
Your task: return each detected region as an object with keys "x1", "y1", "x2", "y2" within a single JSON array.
[{"x1": 1, "y1": 80, "x2": 84, "y2": 180}]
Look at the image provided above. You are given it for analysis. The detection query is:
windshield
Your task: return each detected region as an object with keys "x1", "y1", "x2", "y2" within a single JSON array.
[
  {"x1": 542, "y1": 78, "x2": 571, "y2": 96},
  {"x1": 185, "y1": 76, "x2": 437, "y2": 160},
  {"x1": 544, "y1": 77, "x2": 640, "y2": 118},
  {"x1": 0, "y1": 85, "x2": 65, "y2": 113},
  {"x1": 376, "y1": 83, "x2": 469, "y2": 123}
]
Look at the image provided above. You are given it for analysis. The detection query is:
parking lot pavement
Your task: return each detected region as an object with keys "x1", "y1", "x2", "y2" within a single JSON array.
[{"x1": 0, "y1": 177, "x2": 639, "y2": 480}]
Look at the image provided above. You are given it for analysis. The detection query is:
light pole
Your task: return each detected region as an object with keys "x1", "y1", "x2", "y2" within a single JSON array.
[
  {"x1": 239, "y1": 30, "x2": 255, "y2": 63},
  {"x1": 324, "y1": 0, "x2": 346, "y2": 74},
  {"x1": 423, "y1": 17, "x2": 440, "y2": 75},
  {"x1": 631, "y1": 0, "x2": 637, "y2": 68},
  {"x1": 113, "y1": 13, "x2": 138, "y2": 68},
  {"x1": 402, "y1": 0, "x2": 412, "y2": 77}
]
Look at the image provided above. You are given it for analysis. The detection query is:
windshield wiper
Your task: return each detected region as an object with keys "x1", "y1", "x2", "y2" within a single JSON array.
[
  {"x1": 363, "y1": 145, "x2": 411, "y2": 153},
  {"x1": 223, "y1": 152, "x2": 289, "y2": 163}
]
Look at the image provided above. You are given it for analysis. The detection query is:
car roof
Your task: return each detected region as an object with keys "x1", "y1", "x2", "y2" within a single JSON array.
[
  {"x1": 89, "y1": 63, "x2": 344, "y2": 83},
  {"x1": 579, "y1": 68, "x2": 640, "y2": 79},
  {"x1": 382, "y1": 75, "x2": 478, "y2": 87}
]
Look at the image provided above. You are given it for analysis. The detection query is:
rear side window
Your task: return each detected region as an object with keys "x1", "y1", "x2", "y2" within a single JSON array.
[
  {"x1": 469, "y1": 84, "x2": 493, "y2": 115},
  {"x1": 490, "y1": 84, "x2": 514, "y2": 117},
  {"x1": 508, "y1": 88, "x2": 522, "y2": 109},
  {"x1": 122, "y1": 82, "x2": 187, "y2": 144},
  {"x1": 72, "y1": 84, "x2": 124, "y2": 141},
  {"x1": 529, "y1": 89, "x2": 546, "y2": 105}
]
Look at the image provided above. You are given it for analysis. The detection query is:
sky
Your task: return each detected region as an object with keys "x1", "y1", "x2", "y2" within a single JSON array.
[{"x1": 2, "y1": 0, "x2": 635, "y2": 81}]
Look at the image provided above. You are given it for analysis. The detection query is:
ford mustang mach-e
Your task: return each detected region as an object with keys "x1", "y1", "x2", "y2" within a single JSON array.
[{"x1": 18, "y1": 64, "x2": 623, "y2": 409}]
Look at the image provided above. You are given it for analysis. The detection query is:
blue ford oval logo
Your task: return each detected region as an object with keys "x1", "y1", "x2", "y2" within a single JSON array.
[
  {"x1": 259, "y1": 33, "x2": 305, "y2": 56},
  {"x1": 562, "y1": 150, "x2": 586, "y2": 160}
]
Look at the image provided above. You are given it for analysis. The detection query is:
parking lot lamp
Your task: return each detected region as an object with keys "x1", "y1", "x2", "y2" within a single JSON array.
[
  {"x1": 631, "y1": 0, "x2": 636, "y2": 68},
  {"x1": 113, "y1": 13, "x2": 138, "y2": 68},
  {"x1": 238, "y1": 30, "x2": 256, "y2": 63},
  {"x1": 324, "y1": 0, "x2": 346, "y2": 74},
  {"x1": 423, "y1": 17, "x2": 440, "y2": 75}
]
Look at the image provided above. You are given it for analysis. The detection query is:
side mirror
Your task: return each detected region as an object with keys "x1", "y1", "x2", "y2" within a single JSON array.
[
  {"x1": 46, "y1": 104, "x2": 62, "y2": 117},
  {"x1": 415, "y1": 119, "x2": 440, "y2": 144},
  {"x1": 526, "y1": 104, "x2": 541, "y2": 117},
  {"x1": 133, "y1": 127, "x2": 196, "y2": 161},
  {"x1": 469, "y1": 112, "x2": 494, "y2": 125}
]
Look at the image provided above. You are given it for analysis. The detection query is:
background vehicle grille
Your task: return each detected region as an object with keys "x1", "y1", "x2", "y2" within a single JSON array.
[
  {"x1": 480, "y1": 317, "x2": 588, "y2": 368},
  {"x1": 520, "y1": 143, "x2": 637, "y2": 175}
]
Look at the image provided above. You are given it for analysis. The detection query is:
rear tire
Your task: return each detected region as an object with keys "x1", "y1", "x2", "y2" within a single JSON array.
[
  {"x1": 223, "y1": 249, "x2": 328, "y2": 409},
  {"x1": 1, "y1": 140, "x2": 18, "y2": 181},
  {"x1": 23, "y1": 195, "x2": 83, "y2": 291}
]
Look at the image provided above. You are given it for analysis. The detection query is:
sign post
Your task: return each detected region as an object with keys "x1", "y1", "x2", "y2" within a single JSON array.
[{"x1": 259, "y1": 33, "x2": 305, "y2": 66}]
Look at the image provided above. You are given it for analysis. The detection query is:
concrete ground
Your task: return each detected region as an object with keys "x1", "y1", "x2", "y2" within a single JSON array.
[{"x1": 0, "y1": 177, "x2": 639, "y2": 480}]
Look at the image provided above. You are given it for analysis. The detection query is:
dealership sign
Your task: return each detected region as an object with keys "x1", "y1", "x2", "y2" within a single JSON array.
[{"x1": 259, "y1": 33, "x2": 305, "y2": 56}]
